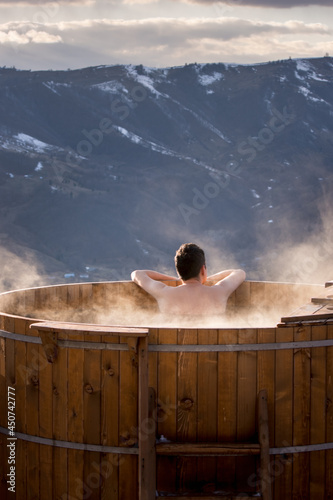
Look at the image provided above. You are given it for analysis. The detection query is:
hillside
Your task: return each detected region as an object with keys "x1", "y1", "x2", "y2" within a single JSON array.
[{"x1": 0, "y1": 57, "x2": 332, "y2": 288}]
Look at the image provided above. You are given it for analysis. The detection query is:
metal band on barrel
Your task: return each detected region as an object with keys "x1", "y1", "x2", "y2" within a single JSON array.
[
  {"x1": 1, "y1": 329, "x2": 333, "y2": 351},
  {"x1": 0, "y1": 426, "x2": 138, "y2": 455},
  {"x1": 1, "y1": 425, "x2": 333, "y2": 456}
]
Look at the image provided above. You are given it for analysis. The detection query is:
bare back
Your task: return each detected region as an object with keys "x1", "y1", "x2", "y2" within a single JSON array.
[
  {"x1": 157, "y1": 283, "x2": 228, "y2": 315},
  {"x1": 131, "y1": 268, "x2": 246, "y2": 317}
]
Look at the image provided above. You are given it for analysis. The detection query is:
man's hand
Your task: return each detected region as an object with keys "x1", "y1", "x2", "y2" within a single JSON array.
[
  {"x1": 131, "y1": 270, "x2": 179, "y2": 282},
  {"x1": 207, "y1": 269, "x2": 246, "y2": 294}
]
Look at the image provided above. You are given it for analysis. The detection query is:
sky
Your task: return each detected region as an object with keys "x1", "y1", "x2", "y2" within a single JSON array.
[{"x1": 0, "y1": 0, "x2": 332, "y2": 71}]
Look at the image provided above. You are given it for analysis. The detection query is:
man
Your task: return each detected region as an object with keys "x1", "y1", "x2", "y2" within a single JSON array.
[{"x1": 131, "y1": 243, "x2": 246, "y2": 316}]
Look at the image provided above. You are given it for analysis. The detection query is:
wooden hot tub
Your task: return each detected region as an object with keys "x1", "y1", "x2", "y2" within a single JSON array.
[{"x1": 0, "y1": 279, "x2": 332, "y2": 499}]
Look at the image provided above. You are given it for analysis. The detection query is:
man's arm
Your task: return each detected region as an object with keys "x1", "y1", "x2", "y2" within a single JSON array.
[
  {"x1": 207, "y1": 269, "x2": 246, "y2": 295},
  {"x1": 131, "y1": 270, "x2": 179, "y2": 298}
]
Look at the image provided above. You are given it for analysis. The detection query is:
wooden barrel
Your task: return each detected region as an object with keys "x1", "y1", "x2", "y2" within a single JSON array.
[{"x1": 0, "y1": 280, "x2": 332, "y2": 499}]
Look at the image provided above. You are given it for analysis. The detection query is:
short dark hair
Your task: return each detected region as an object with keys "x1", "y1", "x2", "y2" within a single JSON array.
[{"x1": 174, "y1": 243, "x2": 206, "y2": 281}]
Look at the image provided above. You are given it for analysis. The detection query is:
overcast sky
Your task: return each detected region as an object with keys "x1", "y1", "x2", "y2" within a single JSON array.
[{"x1": 0, "y1": 0, "x2": 332, "y2": 70}]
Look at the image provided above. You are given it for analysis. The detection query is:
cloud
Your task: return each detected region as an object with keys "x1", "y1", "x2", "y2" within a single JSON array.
[
  {"x1": 1, "y1": 16, "x2": 327, "y2": 42},
  {"x1": 0, "y1": 0, "x2": 94, "y2": 4},
  {"x1": 123, "y1": 0, "x2": 333, "y2": 5},
  {"x1": 179, "y1": 0, "x2": 333, "y2": 6},
  {"x1": 0, "y1": 26, "x2": 61, "y2": 44},
  {"x1": 1, "y1": 0, "x2": 332, "y2": 6},
  {"x1": 193, "y1": 35, "x2": 332, "y2": 63},
  {"x1": 0, "y1": 17, "x2": 331, "y2": 69},
  {"x1": 122, "y1": 0, "x2": 159, "y2": 3}
]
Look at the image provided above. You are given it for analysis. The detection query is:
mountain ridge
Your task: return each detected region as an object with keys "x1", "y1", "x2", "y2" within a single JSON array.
[{"x1": 0, "y1": 57, "x2": 332, "y2": 288}]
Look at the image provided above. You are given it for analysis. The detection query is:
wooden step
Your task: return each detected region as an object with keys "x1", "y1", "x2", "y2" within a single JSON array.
[
  {"x1": 156, "y1": 442, "x2": 260, "y2": 456},
  {"x1": 156, "y1": 496, "x2": 262, "y2": 499}
]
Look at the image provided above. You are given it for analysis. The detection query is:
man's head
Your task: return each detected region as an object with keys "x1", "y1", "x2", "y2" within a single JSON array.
[{"x1": 174, "y1": 243, "x2": 206, "y2": 281}]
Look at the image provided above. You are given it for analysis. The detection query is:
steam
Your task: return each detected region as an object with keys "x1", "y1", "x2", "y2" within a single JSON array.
[
  {"x1": 0, "y1": 246, "x2": 47, "y2": 293},
  {"x1": 0, "y1": 190, "x2": 331, "y2": 328},
  {"x1": 9, "y1": 276, "x2": 320, "y2": 330},
  {"x1": 255, "y1": 192, "x2": 333, "y2": 285}
]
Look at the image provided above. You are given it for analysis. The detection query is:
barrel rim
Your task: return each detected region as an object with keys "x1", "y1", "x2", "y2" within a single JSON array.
[{"x1": 0, "y1": 279, "x2": 325, "y2": 329}]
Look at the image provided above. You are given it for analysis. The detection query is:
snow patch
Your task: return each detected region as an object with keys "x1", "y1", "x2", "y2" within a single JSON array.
[
  {"x1": 298, "y1": 86, "x2": 311, "y2": 97},
  {"x1": 309, "y1": 95, "x2": 326, "y2": 103},
  {"x1": 198, "y1": 72, "x2": 223, "y2": 86},
  {"x1": 296, "y1": 59, "x2": 312, "y2": 73},
  {"x1": 113, "y1": 125, "x2": 221, "y2": 174},
  {"x1": 1, "y1": 133, "x2": 62, "y2": 155},
  {"x1": 125, "y1": 65, "x2": 163, "y2": 98},
  {"x1": 115, "y1": 126, "x2": 142, "y2": 145},
  {"x1": 295, "y1": 59, "x2": 329, "y2": 82},
  {"x1": 43, "y1": 81, "x2": 71, "y2": 94},
  {"x1": 43, "y1": 81, "x2": 60, "y2": 95},
  {"x1": 298, "y1": 86, "x2": 327, "y2": 103},
  {"x1": 115, "y1": 125, "x2": 182, "y2": 157},
  {"x1": 15, "y1": 133, "x2": 50, "y2": 153},
  {"x1": 93, "y1": 81, "x2": 128, "y2": 94},
  {"x1": 136, "y1": 239, "x2": 149, "y2": 255},
  {"x1": 35, "y1": 162, "x2": 43, "y2": 171}
]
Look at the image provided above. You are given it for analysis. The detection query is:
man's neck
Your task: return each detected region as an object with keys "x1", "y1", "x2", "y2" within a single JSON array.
[{"x1": 183, "y1": 277, "x2": 202, "y2": 285}]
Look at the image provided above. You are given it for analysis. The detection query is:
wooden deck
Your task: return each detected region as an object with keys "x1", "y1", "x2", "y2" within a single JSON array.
[{"x1": 280, "y1": 280, "x2": 333, "y2": 325}]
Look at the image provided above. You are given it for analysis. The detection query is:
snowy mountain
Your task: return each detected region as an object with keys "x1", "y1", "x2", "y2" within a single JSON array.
[{"x1": 0, "y1": 57, "x2": 332, "y2": 286}]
